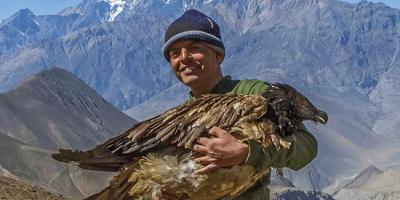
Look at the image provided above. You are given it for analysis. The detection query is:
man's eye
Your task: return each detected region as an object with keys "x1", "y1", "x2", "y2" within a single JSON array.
[{"x1": 169, "y1": 51, "x2": 178, "y2": 58}]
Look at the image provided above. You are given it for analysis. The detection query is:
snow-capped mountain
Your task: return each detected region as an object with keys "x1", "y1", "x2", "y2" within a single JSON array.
[
  {"x1": 0, "y1": 0, "x2": 399, "y2": 195},
  {"x1": 58, "y1": 0, "x2": 198, "y2": 22},
  {"x1": 0, "y1": 0, "x2": 399, "y2": 110}
]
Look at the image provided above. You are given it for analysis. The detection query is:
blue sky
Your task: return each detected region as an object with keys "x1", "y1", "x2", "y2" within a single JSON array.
[{"x1": 0, "y1": 0, "x2": 399, "y2": 21}]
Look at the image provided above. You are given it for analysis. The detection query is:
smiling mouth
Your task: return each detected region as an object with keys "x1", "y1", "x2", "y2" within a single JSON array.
[
  {"x1": 180, "y1": 60, "x2": 203, "y2": 73},
  {"x1": 183, "y1": 68, "x2": 193, "y2": 73},
  {"x1": 180, "y1": 66, "x2": 198, "y2": 74}
]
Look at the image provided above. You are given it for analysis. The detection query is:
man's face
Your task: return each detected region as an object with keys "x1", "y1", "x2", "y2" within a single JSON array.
[{"x1": 168, "y1": 40, "x2": 223, "y2": 88}]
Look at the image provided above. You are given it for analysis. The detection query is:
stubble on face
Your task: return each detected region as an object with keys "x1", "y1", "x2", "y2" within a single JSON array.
[{"x1": 168, "y1": 40, "x2": 222, "y2": 89}]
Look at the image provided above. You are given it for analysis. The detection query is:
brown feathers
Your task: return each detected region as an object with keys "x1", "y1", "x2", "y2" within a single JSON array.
[
  {"x1": 55, "y1": 94, "x2": 268, "y2": 170},
  {"x1": 99, "y1": 154, "x2": 268, "y2": 200}
]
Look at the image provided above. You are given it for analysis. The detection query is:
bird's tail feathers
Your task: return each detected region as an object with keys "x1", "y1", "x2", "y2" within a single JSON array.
[{"x1": 51, "y1": 148, "x2": 130, "y2": 171}]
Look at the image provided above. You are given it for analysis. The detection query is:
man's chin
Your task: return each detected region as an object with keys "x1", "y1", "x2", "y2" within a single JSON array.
[{"x1": 182, "y1": 76, "x2": 200, "y2": 86}]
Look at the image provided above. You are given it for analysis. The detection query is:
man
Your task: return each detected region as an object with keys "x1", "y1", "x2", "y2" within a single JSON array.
[{"x1": 156, "y1": 9, "x2": 318, "y2": 200}]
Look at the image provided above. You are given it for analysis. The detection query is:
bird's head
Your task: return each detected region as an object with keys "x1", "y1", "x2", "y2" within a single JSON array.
[
  {"x1": 297, "y1": 99, "x2": 328, "y2": 125},
  {"x1": 271, "y1": 83, "x2": 328, "y2": 125},
  {"x1": 286, "y1": 84, "x2": 328, "y2": 124}
]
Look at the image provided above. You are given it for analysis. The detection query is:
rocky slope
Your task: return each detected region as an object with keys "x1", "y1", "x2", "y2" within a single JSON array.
[{"x1": 0, "y1": 175, "x2": 68, "y2": 200}]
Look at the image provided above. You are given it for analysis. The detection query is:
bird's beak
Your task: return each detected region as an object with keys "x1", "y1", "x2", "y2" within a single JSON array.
[{"x1": 315, "y1": 110, "x2": 328, "y2": 124}]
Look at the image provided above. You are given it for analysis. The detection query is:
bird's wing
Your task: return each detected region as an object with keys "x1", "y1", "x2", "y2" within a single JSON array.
[
  {"x1": 121, "y1": 94, "x2": 267, "y2": 149},
  {"x1": 52, "y1": 94, "x2": 267, "y2": 171}
]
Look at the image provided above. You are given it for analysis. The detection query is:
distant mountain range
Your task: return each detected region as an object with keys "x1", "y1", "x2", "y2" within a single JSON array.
[
  {"x1": 269, "y1": 175, "x2": 334, "y2": 200},
  {"x1": 330, "y1": 165, "x2": 400, "y2": 200},
  {"x1": 0, "y1": 0, "x2": 399, "y2": 198},
  {"x1": 0, "y1": 0, "x2": 399, "y2": 111}
]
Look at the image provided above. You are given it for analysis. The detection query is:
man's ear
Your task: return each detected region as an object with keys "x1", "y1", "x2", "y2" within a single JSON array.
[{"x1": 216, "y1": 53, "x2": 223, "y2": 64}]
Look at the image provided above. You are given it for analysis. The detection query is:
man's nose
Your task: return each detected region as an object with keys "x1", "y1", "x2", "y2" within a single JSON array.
[{"x1": 179, "y1": 48, "x2": 191, "y2": 62}]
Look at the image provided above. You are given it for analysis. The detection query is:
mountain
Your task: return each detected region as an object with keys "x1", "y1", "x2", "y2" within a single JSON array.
[
  {"x1": 0, "y1": 11, "x2": 176, "y2": 109},
  {"x1": 0, "y1": 0, "x2": 396, "y2": 110},
  {"x1": 0, "y1": 9, "x2": 81, "y2": 61},
  {"x1": 0, "y1": 9, "x2": 41, "y2": 59},
  {"x1": 369, "y1": 65, "x2": 400, "y2": 142},
  {"x1": 58, "y1": 0, "x2": 189, "y2": 22},
  {"x1": 271, "y1": 188, "x2": 334, "y2": 200},
  {"x1": 269, "y1": 175, "x2": 335, "y2": 200},
  {"x1": 0, "y1": 67, "x2": 135, "y2": 150},
  {"x1": 0, "y1": 67, "x2": 135, "y2": 198},
  {"x1": 332, "y1": 165, "x2": 400, "y2": 200}
]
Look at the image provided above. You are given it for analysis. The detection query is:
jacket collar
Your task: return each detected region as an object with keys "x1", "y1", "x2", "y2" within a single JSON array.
[{"x1": 188, "y1": 75, "x2": 239, "y2": 100}]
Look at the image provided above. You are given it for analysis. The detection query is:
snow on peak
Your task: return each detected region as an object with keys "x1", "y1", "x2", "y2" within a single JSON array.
[
  {"x1": 105, "y1": 0, "x2": 127, "y2": 21},
  {"x1": 162, "y1": 0, "x2": 177, "y2": 4},
  {"x1": 99, "y1": 0, "x2": 142, "y2": 22}
]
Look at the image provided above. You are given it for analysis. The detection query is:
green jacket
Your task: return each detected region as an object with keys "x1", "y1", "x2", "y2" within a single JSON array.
[{"x1": 187, "y1": 76, "x2": 318, "y2": 200}]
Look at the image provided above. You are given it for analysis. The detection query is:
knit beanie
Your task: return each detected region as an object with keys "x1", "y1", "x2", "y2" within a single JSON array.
[{"x1": 162, "y1": 9, "x2": 225, "y2": 62}]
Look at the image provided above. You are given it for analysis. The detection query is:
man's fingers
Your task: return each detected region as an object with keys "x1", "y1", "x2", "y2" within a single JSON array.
[
  {"x1": 193, "y1": 144, "x2": 224, "y2": 158},
  {"x1": 208, "y1": 126, "x2": 228, "y2": 138},
  {"x1": 193, "y1": 144, "x2": 209, "y2": 155},
  {"x1": 195, "y1": 163, "x2": 219, "y2": 174},
  {"x1": 194, "y1": 156, "x2": 217, "y2": 164},
  {"x1": 197, "y1": 137, "x2": 212, "y2": 146}
]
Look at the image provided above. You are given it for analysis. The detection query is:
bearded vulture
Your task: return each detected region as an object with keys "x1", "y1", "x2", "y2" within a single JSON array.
[{"x1": 52, "y1": 83, "x2": 327, "y2": 200}]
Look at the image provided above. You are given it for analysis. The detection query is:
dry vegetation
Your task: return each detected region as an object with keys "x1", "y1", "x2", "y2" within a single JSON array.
[{"x1": 0, "y1": 176, "x2": 68, "y2": 200}]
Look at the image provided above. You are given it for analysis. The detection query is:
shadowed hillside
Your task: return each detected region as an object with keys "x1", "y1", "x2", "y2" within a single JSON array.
[{"x1": 0, "y1": 175, "x2": 68, "y2": 200}]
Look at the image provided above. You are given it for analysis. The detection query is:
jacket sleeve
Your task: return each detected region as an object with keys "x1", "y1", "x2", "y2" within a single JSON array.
[{"x1": 244, "y1": 124, "x2": 318, "y2": 170}]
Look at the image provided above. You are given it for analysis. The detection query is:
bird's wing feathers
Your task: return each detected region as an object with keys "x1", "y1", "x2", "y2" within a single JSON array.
[
  {"x1": 50, "y1": 148, "x2": 131, "y2": 171},
  {"x1": 52, "y1": 94, "x2": 267, "y2": 171},
  {"x1": 116, "y1": 94, "x2": 267, "y2": 152}
]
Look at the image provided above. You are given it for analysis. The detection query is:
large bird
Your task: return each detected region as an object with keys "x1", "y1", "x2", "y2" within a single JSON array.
[{"x1": 52, "y1": 83, "x2": 327, "y2": 200}]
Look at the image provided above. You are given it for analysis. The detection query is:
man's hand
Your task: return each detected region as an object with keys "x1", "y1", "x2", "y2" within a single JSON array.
[{"x1": 193, "y1": 126, "x2": 249, "y2": 174}]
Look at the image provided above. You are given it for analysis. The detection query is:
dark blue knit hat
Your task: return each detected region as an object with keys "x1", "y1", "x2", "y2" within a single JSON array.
[{"x1": 162, "y1": 9, "x2": 225, "y2": 62}]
